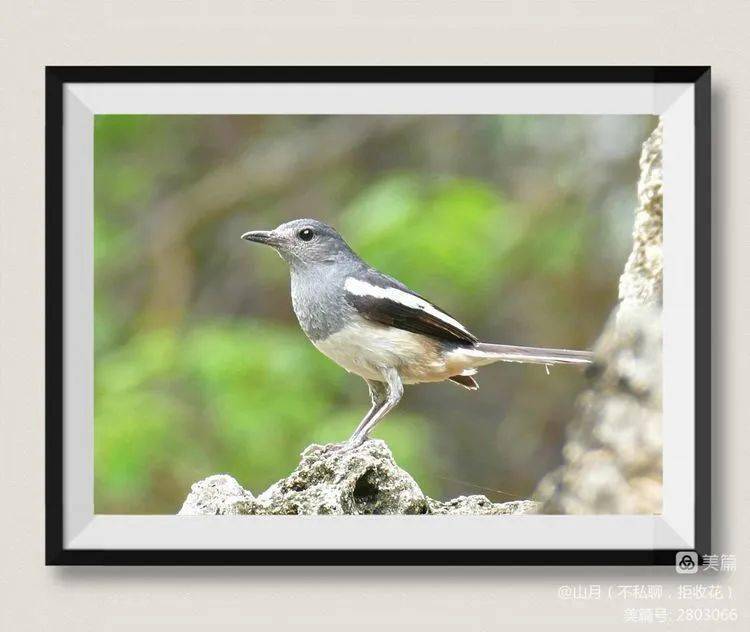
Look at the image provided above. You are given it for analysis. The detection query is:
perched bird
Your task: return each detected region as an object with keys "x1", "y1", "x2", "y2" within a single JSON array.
[{"x1": 242, "y1": 219, "x2": 592, "y2": 450}]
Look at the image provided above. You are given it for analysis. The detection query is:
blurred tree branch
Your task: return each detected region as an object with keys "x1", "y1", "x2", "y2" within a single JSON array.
[{"x1": 143, "y1": 116, "x2": 419, "y2": 327}]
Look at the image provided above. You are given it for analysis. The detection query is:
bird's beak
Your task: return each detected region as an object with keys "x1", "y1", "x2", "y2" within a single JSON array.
[{"x1": 241, "y1": 230, "x2": 278, "y2": 246}]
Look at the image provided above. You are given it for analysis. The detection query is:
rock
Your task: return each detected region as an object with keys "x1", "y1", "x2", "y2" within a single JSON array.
[
  {"x1": 255, "y1": 440, "x2": 426, "y2": 515},
  {"x1": 619, "y1": 121, "x2": 663, "y2": 309},
  {"x1": 534, "y1": 122, "x2": 663, "y2": 514},
  {"x1": 178, "y1": 474, "x2": 255, "y2": 516},
  {"x1": 427, "y1": 496, "x2": 538, "y2": 516},
  {"x1": 179, "y1": 440, "x2": 539, "y2": 516}
]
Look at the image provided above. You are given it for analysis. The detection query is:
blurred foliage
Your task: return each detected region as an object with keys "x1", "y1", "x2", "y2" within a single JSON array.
[
  {"x1": 94, "y1": 114, "x2": 655, "y2": 513},
  {"x1": 95, "y1": 322, "x2": 432, "y2": 511}
]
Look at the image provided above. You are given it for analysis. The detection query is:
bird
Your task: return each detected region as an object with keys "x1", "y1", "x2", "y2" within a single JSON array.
[{"x1": 242, "y1": 218, "x2": 593, "y2": 451}]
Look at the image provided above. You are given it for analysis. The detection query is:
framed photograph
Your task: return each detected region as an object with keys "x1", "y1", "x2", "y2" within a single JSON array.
[{"x1": 46, "y1": 66, "x2": 710, "y2": 565}]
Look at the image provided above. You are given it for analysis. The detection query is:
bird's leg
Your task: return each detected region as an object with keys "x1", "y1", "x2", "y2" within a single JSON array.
[
  {"x1": 344, "y1": 368, "x2": 403, "y2": 450},
  {"x1": 326, "y1": 380, "x2": 388, "y2": 454},
  {"x1": 347, "y1": 379, "x2": 389, "y2": 439}
]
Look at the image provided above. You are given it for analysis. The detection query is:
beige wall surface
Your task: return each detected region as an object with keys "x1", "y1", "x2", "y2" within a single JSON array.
[{"x1": 0, "y1": 1, "x2": 747, "y2": 630}]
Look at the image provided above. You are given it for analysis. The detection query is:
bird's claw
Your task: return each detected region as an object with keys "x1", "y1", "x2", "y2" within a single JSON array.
[{"x1": 324, "y1": 437, "x2": 367, "y2": 456}]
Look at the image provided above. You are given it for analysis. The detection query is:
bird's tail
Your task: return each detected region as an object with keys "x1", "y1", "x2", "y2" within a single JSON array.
[{"x1": 470, "y1": 343, "x2": 593, "y2": 367}]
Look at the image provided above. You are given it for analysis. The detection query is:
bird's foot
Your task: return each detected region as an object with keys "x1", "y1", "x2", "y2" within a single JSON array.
[{"x1": 324, "y1": 435, "x2": 368, "y2": 456}]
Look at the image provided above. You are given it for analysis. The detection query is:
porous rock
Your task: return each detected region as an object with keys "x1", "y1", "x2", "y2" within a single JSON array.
[
  {"x1": 427, "y1": 496, "x2": 539, "y2": 516},
  {"x1": 179, "y1": 440, "x2": 539, "y2": 516},
  {"x1": 178, "y1": 474, "x2": 255, "y2": 516}
]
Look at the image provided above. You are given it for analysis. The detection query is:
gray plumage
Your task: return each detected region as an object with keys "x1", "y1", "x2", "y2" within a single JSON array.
[{"x1": 242, "y1": 218, "x2": 593, "y2": 450}]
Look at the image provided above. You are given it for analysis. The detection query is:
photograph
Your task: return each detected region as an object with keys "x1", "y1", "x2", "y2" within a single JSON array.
[
  {"x1": 93, "y1": 112, "x2": 660, "y2": 517},
  {"x1": 44, "y1": 68, "x2": 708, "y2": 565}
]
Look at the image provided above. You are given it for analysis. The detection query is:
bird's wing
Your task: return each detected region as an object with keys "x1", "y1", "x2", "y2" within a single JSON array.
[{"x1": 343, "y1": 270, "x2": 478, "y2": 345}]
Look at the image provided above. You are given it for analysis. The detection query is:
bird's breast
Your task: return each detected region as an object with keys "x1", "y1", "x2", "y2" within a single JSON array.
[
  {"x1": 289, "y1": 271, "x2": 348, "y2": 342},
  {"x1": 312, "y1": 315, "x2": 454, "y2": 384}
]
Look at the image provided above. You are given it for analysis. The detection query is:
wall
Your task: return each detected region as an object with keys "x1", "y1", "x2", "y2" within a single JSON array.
[{"x1": 0, "y1": 2, "x2": 747, "y2": 629}]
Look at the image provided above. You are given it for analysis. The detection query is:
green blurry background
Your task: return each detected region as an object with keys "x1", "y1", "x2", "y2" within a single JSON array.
[{"x1": 94, "y1": 114, "x2": 656, "y2": 514}]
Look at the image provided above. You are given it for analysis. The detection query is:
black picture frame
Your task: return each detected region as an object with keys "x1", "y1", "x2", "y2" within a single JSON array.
[{"x1": 46, "y1": 66, "x2": 711, "y2": 566}]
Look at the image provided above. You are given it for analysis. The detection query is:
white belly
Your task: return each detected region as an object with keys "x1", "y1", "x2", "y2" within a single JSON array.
[{"x1": 312, "y1": 317, "x2": 455, "y2": 384}]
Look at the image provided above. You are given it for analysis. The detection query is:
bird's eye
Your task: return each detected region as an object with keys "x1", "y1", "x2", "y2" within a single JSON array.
[{"x1": 298, "y1": 228, "x2": 314, "y2": 241}]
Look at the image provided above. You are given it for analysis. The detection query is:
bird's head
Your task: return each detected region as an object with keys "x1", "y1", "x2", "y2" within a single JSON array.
[{"x1": 242, "y1": 218, "x2": 355, "y2": 268}]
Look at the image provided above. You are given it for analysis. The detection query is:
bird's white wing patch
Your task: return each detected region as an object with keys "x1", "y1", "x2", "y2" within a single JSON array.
[{"x1": 344, "y1": 277, "x2": 472, "y2": 338}]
